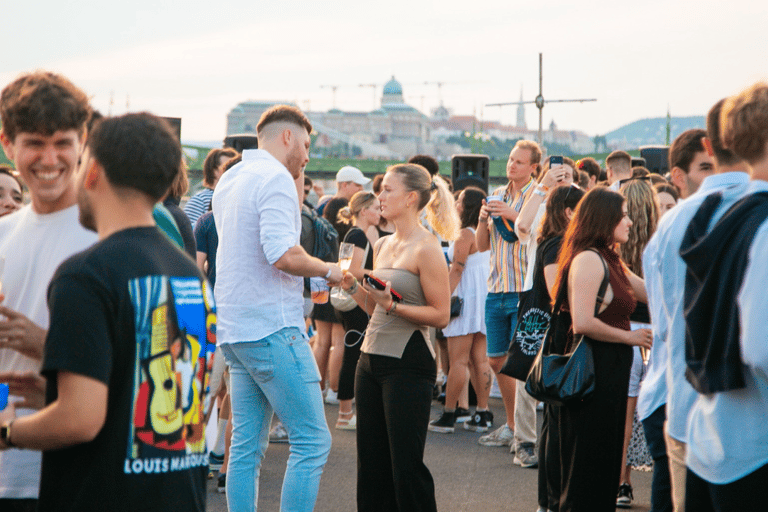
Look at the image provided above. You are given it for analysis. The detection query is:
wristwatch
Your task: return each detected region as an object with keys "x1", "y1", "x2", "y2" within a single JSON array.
[{"x1": 1, "y1": 421, "x2": 14, "y2": 448}]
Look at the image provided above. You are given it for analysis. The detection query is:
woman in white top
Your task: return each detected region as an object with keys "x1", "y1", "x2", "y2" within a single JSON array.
[{"x1": 428, "y1": 187, "x2": 493, "y2": 434}]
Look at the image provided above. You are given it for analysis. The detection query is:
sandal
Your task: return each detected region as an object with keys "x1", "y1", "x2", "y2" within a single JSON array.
[{"x1": 335, "y1": 411, "x2": 357, "y2": 430}]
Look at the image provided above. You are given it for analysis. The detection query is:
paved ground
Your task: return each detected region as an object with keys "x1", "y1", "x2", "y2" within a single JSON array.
[{"x1": 207, "y1": 397, "x2": 652, "y2": 511}]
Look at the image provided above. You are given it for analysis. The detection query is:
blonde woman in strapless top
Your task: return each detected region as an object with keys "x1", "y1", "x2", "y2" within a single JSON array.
[{"x1": 340, "y1": 163, "x2": 459, "y2": 512}]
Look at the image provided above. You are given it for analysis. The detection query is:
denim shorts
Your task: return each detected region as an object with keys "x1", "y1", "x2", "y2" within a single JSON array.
[{"x1": 485, "y1": 292, "x2": 520, "y2": 357}]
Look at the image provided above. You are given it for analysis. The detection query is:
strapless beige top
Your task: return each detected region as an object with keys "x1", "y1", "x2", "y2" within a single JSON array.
[{"x1": 362, "y1": 268, "x2": 434, "y2": 359}]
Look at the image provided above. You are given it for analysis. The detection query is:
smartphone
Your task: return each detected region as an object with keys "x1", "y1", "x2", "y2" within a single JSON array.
[
  {"x1": 363, "y1": 274, "x2": 403, "y2": 303},
  {"x1": 549, "y1": 155, "x2": 563, "y2": 168}
]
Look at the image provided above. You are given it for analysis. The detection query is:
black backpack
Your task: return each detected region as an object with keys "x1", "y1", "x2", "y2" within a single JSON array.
[{"x1": 301, "y1": 208, "x2": 339, "y2": 263}]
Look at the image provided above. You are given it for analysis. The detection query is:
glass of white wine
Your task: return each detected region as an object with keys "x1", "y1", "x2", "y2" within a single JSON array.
[{"x1": 338, "y1": 243, "x2": 354, "y2": 272}]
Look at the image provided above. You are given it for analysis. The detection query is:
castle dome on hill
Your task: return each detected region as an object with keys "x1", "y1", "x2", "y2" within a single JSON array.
[{"x1": 383, "y1": 76, "x2": 403, "y2": 95}]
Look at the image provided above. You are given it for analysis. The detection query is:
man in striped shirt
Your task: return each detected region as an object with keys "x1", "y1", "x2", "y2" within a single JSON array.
[
  {"x1": 475, "y1": 140, "x2": 539, "y2": 467},
  {"x1": 184, "y1": 147, "x2": 238, "y2": 228}
]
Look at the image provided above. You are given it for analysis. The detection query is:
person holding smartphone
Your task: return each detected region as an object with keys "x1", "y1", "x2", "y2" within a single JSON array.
[{"x1": 339, "y1": 163, "x2": 458, "y2": 511}]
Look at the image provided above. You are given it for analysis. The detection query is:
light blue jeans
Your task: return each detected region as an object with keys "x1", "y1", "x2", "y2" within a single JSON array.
[{"x1": 220, "y1": 327, "x2": 331, "y2": 512}]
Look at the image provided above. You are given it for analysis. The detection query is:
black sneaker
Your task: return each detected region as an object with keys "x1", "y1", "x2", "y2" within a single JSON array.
[
  {"x1": 217, "y1": 472, "x2": 226, "y2": 494},
  {"x1": 428, "y1": 410, "x2": 456, "y2": 433},
  {"x1": 455, "y1": 407, "x2": 471, "y2": 423},
  {"x1": 464, "y1": 410, "x2": 494, "y2": 432},
  {"x1": 616, "y1": 483, "x2": 633, "y2": 508}
]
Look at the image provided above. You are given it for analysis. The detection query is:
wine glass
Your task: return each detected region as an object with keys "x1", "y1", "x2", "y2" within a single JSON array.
[{"x1": 338, "y1": 243, "x2": 354, "y2": 272}]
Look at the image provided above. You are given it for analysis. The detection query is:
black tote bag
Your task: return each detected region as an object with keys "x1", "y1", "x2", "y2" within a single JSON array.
[
  {"x1": 525, "y1": 250, "x2": 609, "y2": 406},
  {"x1": 499, "y1": 237, "x2": 560, "y2": 381}
]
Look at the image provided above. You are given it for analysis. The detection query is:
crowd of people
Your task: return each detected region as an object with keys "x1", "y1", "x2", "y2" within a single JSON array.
[{"x1": 0, "y1": 68, "x2": 765, "y2": 512}]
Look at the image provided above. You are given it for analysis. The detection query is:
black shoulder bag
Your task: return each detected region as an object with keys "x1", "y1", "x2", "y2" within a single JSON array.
[{"x1": 524, "y1": 250, "x2": 609, "y2": 406}]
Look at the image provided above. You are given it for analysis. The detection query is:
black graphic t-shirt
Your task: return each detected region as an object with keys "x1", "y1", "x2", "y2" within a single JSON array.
[
  {"x1": 513, "y1": 236, "x2": 562, "y2": 356},
  {"x1": 39, "y1": 227, "x2": 216, "y2": 512}
]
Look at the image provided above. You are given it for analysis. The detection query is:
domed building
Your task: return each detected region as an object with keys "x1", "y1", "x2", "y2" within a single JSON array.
[
  {"x1": 381, "y1": 76, "x2": 404, "y2": 105},
  {"x1": 226, "y1": 77, "x2": 437, "y2": 159}
]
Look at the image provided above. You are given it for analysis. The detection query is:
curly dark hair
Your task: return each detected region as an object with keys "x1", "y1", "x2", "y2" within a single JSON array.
[{"x1": 1, "y1": 71, "x2": 91, "y2": 141}]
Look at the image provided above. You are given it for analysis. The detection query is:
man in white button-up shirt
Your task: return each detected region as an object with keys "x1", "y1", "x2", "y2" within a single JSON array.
[{"x1": 212, "y1": 105, "x2": 343, "y2": 512}]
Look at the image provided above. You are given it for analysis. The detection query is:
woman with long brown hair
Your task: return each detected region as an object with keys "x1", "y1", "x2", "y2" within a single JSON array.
[
  {"x1": 616, "y1": 178, "x2": 658, "y2": 507},
  {"x1": 552, "y1": 187, "x2": 652, "y2": 512}
]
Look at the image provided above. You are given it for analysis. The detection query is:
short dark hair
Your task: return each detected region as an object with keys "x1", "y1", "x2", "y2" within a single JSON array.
[
  {"x1": 203, "y1": 148, "x2": 238, "y2": 186},
  {"x1": 576, "y1": 157, "x2": 601, "y2": 179},
  {"x1": 256, "y1": 105, "x2": 312, "y2": 136},
  {"x1": 86, "y1": 113, "x2": 181, "y2": 201},
  {"x1": 654, "y1": 182, "x2": 679, "y2": 202},
  {"x1": 669, "y1": 129, "x2": 706, "y2": 174},
  {"x1": 408, "y1": 154, "x2": 439, "y2": 177},
  {"x1": 707, "y1": 98, "x2": 742, "y2": 167},
  {"x1": 0, "y1": 71, "x2": 91, "y2": 141},
  {"x1": 304, "y1": 175, "x2": 313, "y2": 188}
]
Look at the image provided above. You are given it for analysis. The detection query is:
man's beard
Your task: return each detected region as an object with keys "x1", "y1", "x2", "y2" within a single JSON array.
[
  {"x1": 285, "y1": 144, "x2": 303, "y2": 179},
  {"x1": 77, "y1": 187, "x2": 97, "y2": 232}
]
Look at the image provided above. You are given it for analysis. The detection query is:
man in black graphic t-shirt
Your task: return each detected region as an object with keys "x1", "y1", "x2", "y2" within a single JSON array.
[{"x1": 0, "y1": 113, "x2": 216, "y2": 512}]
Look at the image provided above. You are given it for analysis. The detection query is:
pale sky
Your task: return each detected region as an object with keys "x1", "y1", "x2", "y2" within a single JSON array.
[{"x1": 3, "y1": 0, "x2": 766, "y2": 143}]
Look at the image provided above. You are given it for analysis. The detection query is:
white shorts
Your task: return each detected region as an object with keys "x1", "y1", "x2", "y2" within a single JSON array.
[{"x1": 628, "y1": 322, "x2": 650, "y2": 397}]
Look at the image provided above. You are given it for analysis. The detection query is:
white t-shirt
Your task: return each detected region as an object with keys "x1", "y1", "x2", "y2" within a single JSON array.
[
  {"x1": 212, "y1": 149, "x2": 304, "y2": 344},
  {"x1": 516, "y1": 203, "x2": 545, "y2": 291},
  {"x1": 0, "y1": 204, "x2": 97, "y2": 498}
]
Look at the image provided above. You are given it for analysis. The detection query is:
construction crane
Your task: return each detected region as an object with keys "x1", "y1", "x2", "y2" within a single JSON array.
[
  {"x1": 422, "y1": 80, "x2": 475, "y2": 106},
  {"x1": 320, "y1": 85, "x2": 340, "y2": 109},
  {"x1": 358, "y1": 83, "x2": 378, "y2": 110},
  {"x1": 486, "y1": 53, "x2": 597, "y2": 145}
]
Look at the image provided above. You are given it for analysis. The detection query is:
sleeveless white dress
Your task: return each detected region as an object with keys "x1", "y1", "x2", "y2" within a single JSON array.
[{"x1": 442, "y1": 228, "x2": 490, "y2": 337}]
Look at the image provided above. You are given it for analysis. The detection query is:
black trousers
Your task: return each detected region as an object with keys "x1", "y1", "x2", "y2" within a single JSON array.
[
  {"x1": 641, "y1": 405, "x2": 673, "y2": 512},
  {"x1": 0, "y1": 499, "x2": 38, "y2": 512},
  {"x1": 338, "y1": 306, "x2": 368, "y2": 401},
  {"x1": 686, "y1": 463, "x2": 768, "y2": 512},
  {"x1": 355, "y1": 332, "x2": 437, "y2": 512},
  {"x1": 539, "y1": 402, "x2": 561, "y2": 511},
  {"x1": 558, "y1": 341, "x2": 632, "y2": 512}
]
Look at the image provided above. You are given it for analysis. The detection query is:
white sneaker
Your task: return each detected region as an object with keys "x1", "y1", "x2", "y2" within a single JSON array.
[
  {"x1": 478, "y1": 424, "x2": 514, "y2": 447},
  {"x1": 269, "y1": 422, "x2": 288, "y2": 443},
  {"x1": 324, "y1": 389, "x2": 339, "y2": 405}
]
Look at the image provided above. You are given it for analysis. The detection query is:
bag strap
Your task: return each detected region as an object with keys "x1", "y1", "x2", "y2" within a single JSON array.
[
  {"x1": 550, "y1": 248, "x2": 610, "y2": 316},
  {"x1": 588, "y1": 249, "x2": 610, "y2": 317}
]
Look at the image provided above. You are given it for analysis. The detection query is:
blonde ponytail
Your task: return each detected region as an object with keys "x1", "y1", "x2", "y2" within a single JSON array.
[
  {"x1": 388, "y1": 164, "x2": 459, "y2": 241},
  {"x1": 426, "y1": 175, "x2": 460, "y2": 241},
  {"x1": 337, "y1": 206, "x2": 354, "y2": 225}
]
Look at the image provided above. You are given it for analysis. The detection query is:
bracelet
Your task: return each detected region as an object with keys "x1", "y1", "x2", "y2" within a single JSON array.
[
  {"x1": 386, "y1": 299, "x2": 398, "y2": 315},
  {"x1": 324, "y1": 267, "x2": 333, "y2": 279},
  {"x1": 348, "y1": 277, "x2": 359, "y2": 295},
  {"x1": 533, "y1": 187, "x2": 547, "y2": 198},
  {"x1": 538, "y1": 184, "x2": 549, "y2": 192}
]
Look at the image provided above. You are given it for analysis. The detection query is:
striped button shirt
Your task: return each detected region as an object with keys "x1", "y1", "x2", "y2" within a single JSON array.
[
  {"x1": 487, "y1": 178, "x2": 536, "y2": 293},
  {"x1": 183, "y1": 188, "x2": 214, "y2": 228}
]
